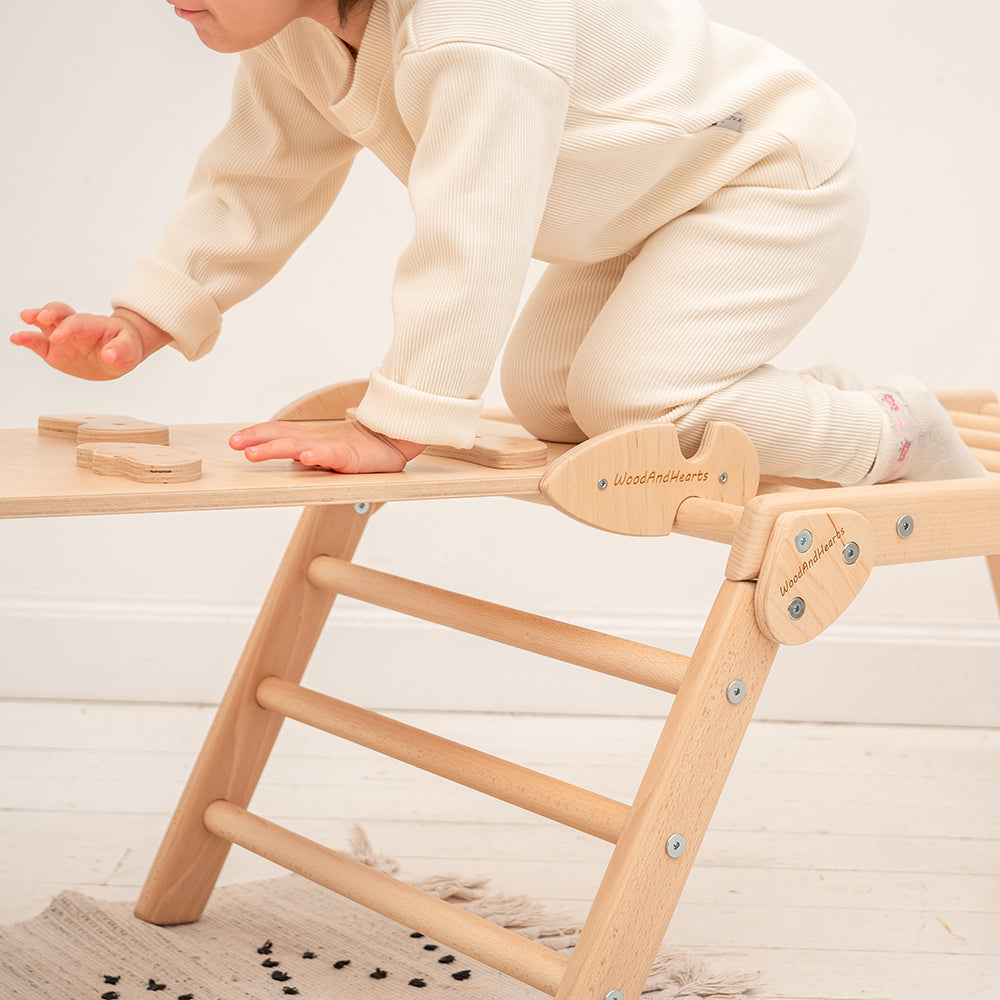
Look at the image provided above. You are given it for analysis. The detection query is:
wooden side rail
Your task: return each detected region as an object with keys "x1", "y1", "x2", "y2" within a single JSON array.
[
  {"x1": 727, "y1": 477, "x2": 1000, "y2": 581},
  {"x1": 256, "y1": 677, "x2": 629, "y2": 843},
  {"x1": 203, "y1": 801, "x2": 569, "y2": 996},
  {"x1": 307, "y1": 556, "x2": 689, "y2": 694}
]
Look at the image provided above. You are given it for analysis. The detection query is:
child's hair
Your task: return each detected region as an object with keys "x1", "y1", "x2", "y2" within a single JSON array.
[{"x1": 338, "y1": 0, "x2": 370, "y2": 23}]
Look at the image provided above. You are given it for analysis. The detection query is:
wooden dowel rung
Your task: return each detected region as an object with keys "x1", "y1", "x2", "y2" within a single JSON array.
[
  {"x1": 956, "y1": 425, "x2": 1000, "y2": 453},
  {"x1": 969, "y1": 447, "x2": 1000, "y2": 474},
  {"x1": 672, "y1": 497, "x2": 743, "y2": 544},
  {"x1": 256, "y1": 677, "x2": 629, "y2": 844},
  {"x1": 203, "y1": 801, "x2": 568, "y2": 996},
  {"x1": 985, "y1": 403, "x2": 1000, "y2": 418},
  {"x1": 307, "y1": 556, "x2": 688, "y2": 694},
  {"x1": 950, "y1": 410, "x2": 1000, "y2": 434},
  {"x1": 936, "y1": 389, "x2": 999, "y2": 413}
]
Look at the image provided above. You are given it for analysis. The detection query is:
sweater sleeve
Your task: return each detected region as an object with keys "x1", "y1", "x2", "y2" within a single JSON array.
[
  {"x1": 355, "y1": 42, "x2": 570, "y2": 447},
  {"x1": 112, "y1": 47, "x2": 360, "y2": 361}
]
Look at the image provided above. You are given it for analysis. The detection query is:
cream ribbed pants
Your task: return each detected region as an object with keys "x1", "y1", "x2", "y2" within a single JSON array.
[{"x1": 500, "y1": 148, "x2": 883, "y2": 484}]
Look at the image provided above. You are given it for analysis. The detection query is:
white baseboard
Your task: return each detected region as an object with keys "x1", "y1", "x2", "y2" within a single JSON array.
[{"x1": 2, "y1": 594, "x2": 998, "y2": 726}]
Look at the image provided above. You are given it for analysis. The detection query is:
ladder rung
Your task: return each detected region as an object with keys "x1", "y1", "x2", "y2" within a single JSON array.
[
  {"x1": 203, "y1": 800, "x2": 568, "y2": 996},
  {"x1": 307, "y1": 556, "x2": 688, "y2": 694},
  {"x1": 256, "y1": 677, "x2": 629, "y2": 844}
]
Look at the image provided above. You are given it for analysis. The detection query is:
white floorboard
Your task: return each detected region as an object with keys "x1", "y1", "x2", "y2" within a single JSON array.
[{"x1": 0, "y1": 700, "x2": 997, "y2": 1000}]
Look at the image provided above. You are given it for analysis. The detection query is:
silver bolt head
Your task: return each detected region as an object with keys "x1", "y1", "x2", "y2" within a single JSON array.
[
  {"x1": 842, "y1": 541, "x2": 860, "y2": 565},
  {"x1": 727, "y1": 680, "x2": 746, "y2": 704},
  {"x1": 605, "y1": 992, "x2": 625, "y2": 1000},
  {"x1": 665, "y1": 833, "x2": 686, "y2": 858},
  {"x1": 718, "y1": 471, "x2": 728, "y2": 484},
  {"x1": 353, "y1": 502, "x2": 372, "y2": 515},
  {"x1": 795, "y1": 529, "x2": 813, "y2": 553},
  {"x1": 598, "y1": 477, "x2": 608, "y2": 490},
  {"x1": 896, "y1": 514, "x2": 915, "y2": 538},
  {"x1": 787, "y1": 597, "x2": 806, "y2": 621}
]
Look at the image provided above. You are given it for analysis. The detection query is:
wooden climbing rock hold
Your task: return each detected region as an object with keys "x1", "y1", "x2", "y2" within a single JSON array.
[
  {"x1": 38, "y1": 413, "x2": 170, "y2": 445},
  {"x1": 539, "y1": 421, "x2": 760, "y2": 536},
  {"x1": 76, "y1": 442, "x2": 202, "y2": 484}
]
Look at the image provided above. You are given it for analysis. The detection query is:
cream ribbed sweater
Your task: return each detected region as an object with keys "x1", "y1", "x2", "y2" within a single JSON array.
[{"x1": 112, "y1": 0, "x2": 855, "y2": 447}]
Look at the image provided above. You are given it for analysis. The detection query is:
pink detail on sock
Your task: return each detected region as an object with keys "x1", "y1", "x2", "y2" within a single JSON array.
[
  {"x1": 880, "y1": 391, "x2": 901, "y2": 413},
  {"x1": 897, "y1": 439, "x2": 911, "y2": 463}
]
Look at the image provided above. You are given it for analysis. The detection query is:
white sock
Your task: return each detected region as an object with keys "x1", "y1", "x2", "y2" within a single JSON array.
[{"x1": 865, "y1": 375, "x2": 988, "y2": 483}]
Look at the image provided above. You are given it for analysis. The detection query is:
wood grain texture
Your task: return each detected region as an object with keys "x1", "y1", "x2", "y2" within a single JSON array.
[
  {"x1": 540, "y1": 421, "x2": 759, "y2": 536},
  {"x1": 76, "y1": 442, "x2": 202, "y2": 484},
  {"x1": 38, "y1": 413, "x2": 171, "y2": 445},
  {"x1": 753, "y1": 508, "x2": 875, "y2": 645}
]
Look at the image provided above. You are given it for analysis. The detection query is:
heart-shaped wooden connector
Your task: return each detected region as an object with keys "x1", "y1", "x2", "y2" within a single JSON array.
[
  {"x1": 539, "y1": 421, "x2": 759, "y2": 536},
  {"x1": 76, "y1": 442, "x2": 202, "y2": 483},
  {"x1": 38, "y1": 413, "x2": 170, "y2": 445}
]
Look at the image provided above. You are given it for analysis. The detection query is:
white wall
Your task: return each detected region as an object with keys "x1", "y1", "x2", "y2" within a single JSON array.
[{"x1": 2, "y1": 1, "x2": 998, "y2": 723}]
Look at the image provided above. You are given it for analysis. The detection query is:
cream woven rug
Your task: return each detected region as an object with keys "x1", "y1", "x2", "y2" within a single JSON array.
[{"x1": 0, "y1": 831, "x2": 761, "y2": 1000}]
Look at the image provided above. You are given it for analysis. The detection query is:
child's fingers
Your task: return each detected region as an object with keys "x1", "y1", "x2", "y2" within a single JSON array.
[
  {"x1": 31, "y1": 302, "x2": 77, "y2": 331},
  {"x1": 229, "y1": 421, "x2": 311, "y2": 450},
  {"x1": 9, "y1": 329, "x2": 51, "y2": 358},
  {"x1": 100, "y1": 326, "x2": 145, "y2": 370}
]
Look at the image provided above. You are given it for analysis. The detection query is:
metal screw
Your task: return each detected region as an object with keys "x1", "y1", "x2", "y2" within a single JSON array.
[
  {"x1": 665, "y1": 834, "x2": 686, "y2": 858},
  {"x1": 787, "y1": 597, "x2": 806, "y2": 621},
  {"x1": 896, "y1": 514, "x2": 914, "y2": 538},
  {"x1": 598, "y1": 478, "x2": 608, "y2": 490},
  {"x1": 718, "y1": 472, "x2": 728, "y2": 484},
  {"x1": 727, "y1": 680, "x2": 746, "y2": 704},
  {"x1": 605, "y1": 992, "x2": 625, "y2": 1000},
  {"x1": 795, "y1": 529, "x2": 813, "y2": 553},
  {"x1": 842, "y1": 541, "x2": 860, "y2": 565},
  {"x1": 353, "y1": 502, "x2": 372, "y2": 515}
]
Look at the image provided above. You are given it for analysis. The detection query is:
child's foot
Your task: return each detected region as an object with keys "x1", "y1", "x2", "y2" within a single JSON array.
[{"x1": 866, "y1": 375, "x2": 988, "y2": 483}]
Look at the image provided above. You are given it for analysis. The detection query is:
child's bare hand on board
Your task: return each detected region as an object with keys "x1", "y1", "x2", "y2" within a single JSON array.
[{"x1": 230, "y1": 418, "x2": 425, "y2": 474}]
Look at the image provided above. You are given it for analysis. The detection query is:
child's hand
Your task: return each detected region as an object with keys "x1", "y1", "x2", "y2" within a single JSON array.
[
  {"x1": 12, "y1": 302, "x2": 171, "y2": 381},
  {"x1": 230, "y1": 419, "x2": 426, "y2": 474}
]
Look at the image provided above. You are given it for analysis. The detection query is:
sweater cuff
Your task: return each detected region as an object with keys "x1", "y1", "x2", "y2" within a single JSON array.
[
  {"x1": 356, "y1": 369, "x2": 484, "y2": 448},
  {"x1": 111, "y1": 258, "x2": 223, "y2": 361}
]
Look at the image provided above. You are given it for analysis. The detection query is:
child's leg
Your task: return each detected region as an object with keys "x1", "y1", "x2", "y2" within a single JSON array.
[
  {"x1": 500, "y1": 254, "x2": 631, "y2": 443},
  {"x1": 550, "y1": 149, "x2": 982, "y2": 484}
]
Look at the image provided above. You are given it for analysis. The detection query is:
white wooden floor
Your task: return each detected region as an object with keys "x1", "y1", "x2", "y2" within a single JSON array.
[{"x1": 1, "y1": 699, "x2": 997, "y2": 1000}]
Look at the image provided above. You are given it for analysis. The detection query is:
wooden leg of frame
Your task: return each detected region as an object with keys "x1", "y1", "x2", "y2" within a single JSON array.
[
  {"x1": 987, "y1": 554, "x2": 1000, "y2": 616},
  {"x1": 134, "y1": 502, "x2": 375, "y2": 926},
  {"x1": 555, "y1": 580, "x2": 779, "y2": 1000}
]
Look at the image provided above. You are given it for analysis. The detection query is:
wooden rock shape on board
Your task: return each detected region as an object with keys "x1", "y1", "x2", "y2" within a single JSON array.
[
  {"x1": 76, "y1": 442, "x2": 202, "y2": 484},
  {"x1": 38, "y1": 413, "x2": 171, "y2": 445}
]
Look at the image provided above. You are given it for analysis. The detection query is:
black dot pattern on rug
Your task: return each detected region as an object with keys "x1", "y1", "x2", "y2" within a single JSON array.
[
  {"x1": 100, "y1": 993, "x2": 119, "y2": 1000},
  {"x1": 104, "y1": 976, "x2": 122, "y2": 985},
  {"x1": 235, "y1": 923, "x2": 479, "y2": 993},
  {"x1": 147, "y1": 981, "x2": 167, "y2": 992},
  {"x1": 179, "y1": 994, "x2": 195, "y2": 1000}
]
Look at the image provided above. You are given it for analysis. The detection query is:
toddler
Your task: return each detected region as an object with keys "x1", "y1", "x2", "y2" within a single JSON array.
[{"x1": 12, "y1": 0, "x2": 986, "y2": 482}]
